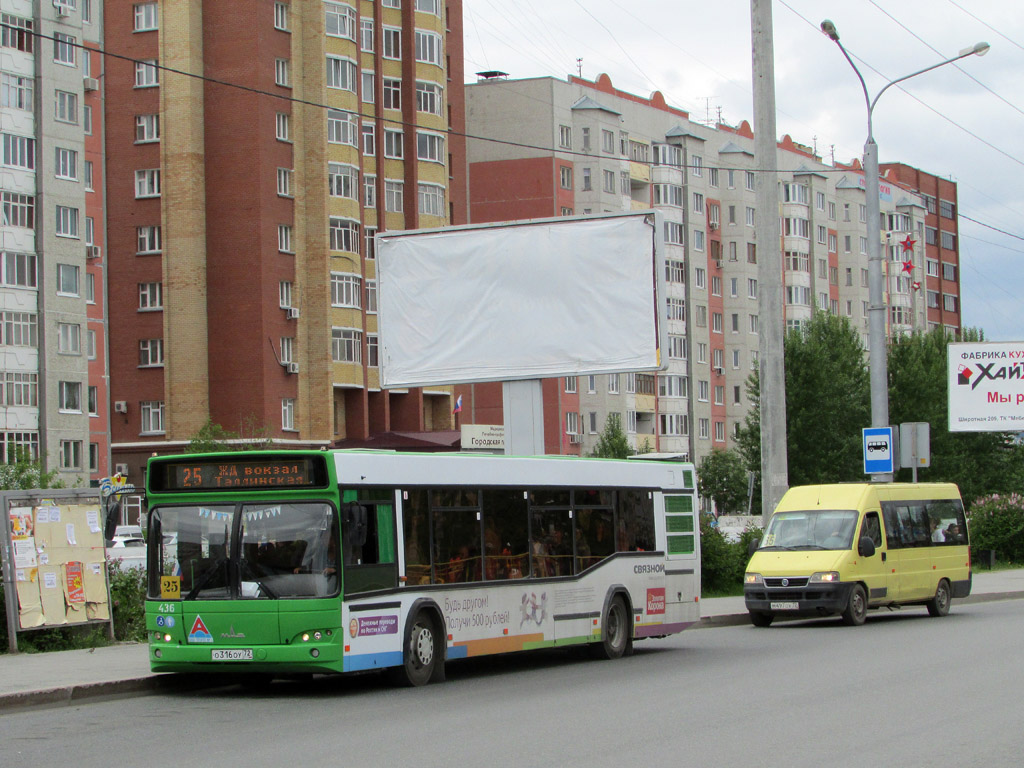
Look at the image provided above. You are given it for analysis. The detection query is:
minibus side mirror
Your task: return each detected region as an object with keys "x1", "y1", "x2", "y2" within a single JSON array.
[
  {"x1": 858, "y1": 537, "x2": 876, "y2": 558},
  {"x1": 748, "y1": 538, "x2": 761, "y2": 557}
]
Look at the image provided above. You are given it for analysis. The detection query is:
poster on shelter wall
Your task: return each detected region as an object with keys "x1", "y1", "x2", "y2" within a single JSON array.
[{"x1": 65, "y1": 561, "x2": 85, "y2": 603}]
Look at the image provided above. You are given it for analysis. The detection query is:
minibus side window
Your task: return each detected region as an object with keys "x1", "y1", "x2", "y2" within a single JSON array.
[
  {"x1": 881, "y1": 503, "x2": 903, "y2": 550},
  {"x1": 861, "y1": 512, "x2": 882, "y2": 548}
]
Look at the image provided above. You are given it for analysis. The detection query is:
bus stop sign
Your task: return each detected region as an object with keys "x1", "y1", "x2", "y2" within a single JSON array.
[{"x1": 863, "y1": 427, "x2": 894, "y2": 474}]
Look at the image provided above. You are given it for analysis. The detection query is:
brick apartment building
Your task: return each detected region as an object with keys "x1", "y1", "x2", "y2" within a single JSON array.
[{"x1": 103, "y1": 0, "x2": 468, "y2": 481}]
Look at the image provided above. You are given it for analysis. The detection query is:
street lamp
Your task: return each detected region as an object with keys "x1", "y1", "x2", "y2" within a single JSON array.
[{"x1": 820, "y1": 20, "x2": 989, "y2": 479}]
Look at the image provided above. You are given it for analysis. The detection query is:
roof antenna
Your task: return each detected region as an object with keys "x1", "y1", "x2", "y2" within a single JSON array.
[{"x1": 576, "y1": 57, "x2": 583, "y2": 77}]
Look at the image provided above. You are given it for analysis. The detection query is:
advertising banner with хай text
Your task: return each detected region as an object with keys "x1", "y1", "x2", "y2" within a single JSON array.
[{"x1": 948, "y1": 341, "x2": 1024, "y2": 432}]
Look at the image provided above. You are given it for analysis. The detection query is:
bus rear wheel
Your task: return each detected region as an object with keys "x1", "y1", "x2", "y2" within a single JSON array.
[
  {"x1": 927, "y1": 579, "x2": 951, "y2": 617},
  {"x1": 841, "y1": 584, "x2": 867, "y2": 626},
  {"x1": 394, "y1": 612, "x2": 442, "y2": 686},
  {"x1": 593, "y1": 596, "x2": 631, "y2": 660}
]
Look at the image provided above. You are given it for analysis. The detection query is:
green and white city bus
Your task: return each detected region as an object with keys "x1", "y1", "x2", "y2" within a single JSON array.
[{"x1": 145, "y1": 449, "x2": 700, "y2": 685}]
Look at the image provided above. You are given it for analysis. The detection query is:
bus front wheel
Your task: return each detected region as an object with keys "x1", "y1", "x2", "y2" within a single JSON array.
[
  {"x1": 593, "y1": 595, "x2": 631, "y2": 660},
  {"x1": 394, "y1": 612, "x2": 443, "y2": 686},
  {"x1": 927, "y1": 579, "x2": 951, "y2": 617}
]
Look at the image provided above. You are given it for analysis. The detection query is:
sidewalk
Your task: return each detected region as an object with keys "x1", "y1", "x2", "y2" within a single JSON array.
[{"x1": 2, "y1": 568, "x2": 1022, "y2": 712}]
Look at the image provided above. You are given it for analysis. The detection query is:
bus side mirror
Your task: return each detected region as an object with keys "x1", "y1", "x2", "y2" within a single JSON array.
[
  {"x1": 343, "y1": 503, "x2": 368, "y2": 549},
  {"x1": 103, "y1": 497, "x2": 122, "y2": 542},
  {"x1": 748, "y1": 538, "x2": 760, "y2": 557},
  {"x1": 858, "y1": 537, "x2": 876, "y2": 558}
]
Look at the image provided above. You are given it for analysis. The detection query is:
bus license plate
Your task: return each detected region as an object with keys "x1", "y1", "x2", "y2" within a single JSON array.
[
  {"x1": 770, "y1": 601, "x2": 799, "y2": 610},
  {"x1": 212, "y1": 649, "x2": 253, "y2": 661}
]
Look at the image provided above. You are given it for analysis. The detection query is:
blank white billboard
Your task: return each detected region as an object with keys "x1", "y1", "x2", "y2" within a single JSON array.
[{"x1": 377, "y1": 212, "x2": 664, "y2": 388}]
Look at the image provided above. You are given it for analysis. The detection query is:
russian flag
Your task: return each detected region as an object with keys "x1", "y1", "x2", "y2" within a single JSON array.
[{"x1": 453, "y1": 394, "x2": 463, "y2": 414}]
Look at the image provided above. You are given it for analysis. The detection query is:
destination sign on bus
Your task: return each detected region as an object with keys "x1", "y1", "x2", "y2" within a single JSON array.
[{"x1": 152, "y1": 457, "x2": 328, "y2": 492}]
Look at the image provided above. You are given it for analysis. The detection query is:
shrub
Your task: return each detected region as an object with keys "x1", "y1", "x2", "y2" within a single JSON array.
[
  {"x1": 108, "y1": 560, "x2": 149, "y2": 642},
  {"x1": 967, "y1": 493, "x2": 1024, "y2": 564}
]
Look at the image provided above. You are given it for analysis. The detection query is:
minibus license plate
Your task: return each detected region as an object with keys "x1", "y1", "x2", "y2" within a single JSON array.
[
  {"x1": 212, "y1": 649, "x2": 253, "y2": 661},
  {"x1": 770, "y1": 601, "x2": 799, "y2": 610}
]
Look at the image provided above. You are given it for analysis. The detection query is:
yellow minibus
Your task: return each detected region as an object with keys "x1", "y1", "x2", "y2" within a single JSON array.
[{"x1": 743, "y1": 483, "x2": 970, "y2": 627}]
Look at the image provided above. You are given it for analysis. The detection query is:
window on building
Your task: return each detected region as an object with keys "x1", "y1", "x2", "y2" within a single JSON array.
[
  {"x1": 136, "y1": 59, "x2": 159, "y2": 87},
  {"x1": 136, "y1": 114, "x2": 160, "y2": 142},
  {"x1": 278, "y1": 225, "x2": 293, "y2": 253},
  {"x1": 58, "y1": 323, "x2": 81, "y2": 355},
  {"x1": 55, "y1": 147, "x2": 77, "y2": 180},
  {"x1": 382, "y1": 26, "x2": 401, "y2": 59},
  {"x1": 139, "y1": 282, "x2": 162, "y2": 310},
  {"x1": 327, "y1": 109, "x2": 358, "y2": 146},
  {"x1": 417, "y1": 131, "x2": 445, "y2": 163},
  {"x1": 135, "y1": 2, "x2": 159, "y2": 31},
  {"x1": 331, "y1": 328, "x2": 362, "y2": 363},
  {"x1": 559, "y1": 125, "x2": 572, "y2": 149},
  {"x1": 360, "y1": 18, "x2": 374, "y2": 51},
  {"x1": 331, "y1": 273, "x2": 362, "y2": 308},
  {"x1": 385, "y1": 180, "x2": 404, "y2": 212},
  {"x1": 415, "y1": 81, "x2": 443, "y2": 115},
  {"x1": 137, "y1": 225, "x2": 161, "y2": 254},
  {"x1": 276, "y1": 112, "x2": 290, "y2": 141},
  {"x1": 134, "y1": 169, "x2": 160, "y2": 198},
  {"x1": 384, "y1": 128, "x2": 404, "y2": 158},
  {"x1": 329, "y1": 218, "x2": 360, "y2": 252},
  {"x1": 55, "y1": 91, "x2": 78, "y2": 124},
  {"x1": 418, "y1": 183, "x2": 445, "y2": 217},
  {"x1": 277, "y1": 168, "x2": 293, "y2": 197},
  {"x1": 54, "y1": 33, "x2": 76, "y2": 66},
  {"x1": 361, "y1": 122, "x2": 376, "y2": 155},
  {"x1": 328, "y1": 163, "x2": 359, "y2": 199},
  {"x1": 139, "y1": 338, "x2": 164, "y2": 367},
  {"x1": 282, "y1": 399, "x2": 295, "y2": 431},
  {"x1": 2, "y1": 133, "x2": 34, "y2": 170},
  {"x1": 141, "y1": 401, "x2": 165, "y2": 434},
  {"x1": 59, "y1": 381, "x2": 82, "y2": 412},
  {"x1": 326, "y1": 56, "x2": 356, "y2": 90},
  {"x1": 56, "y1": 207, "x2": 79, "y2": 238},
  {"x1": 415, "y1": 30, "x2": 442, "y2": 65},
  {"x1": 60, "y1": 440, "x2": 83, "y2": 470},
  {"x1": 325, "y1": 2, "x2": 357, "y2": 38}
]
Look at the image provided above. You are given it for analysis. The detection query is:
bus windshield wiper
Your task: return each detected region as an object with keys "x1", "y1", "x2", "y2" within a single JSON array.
[
  {"x1": 240, "y1": 561, "x2": 278, "y2": 599},
  {"x1": 185, "y1": 555, "x2": 228, "y2": 600}
]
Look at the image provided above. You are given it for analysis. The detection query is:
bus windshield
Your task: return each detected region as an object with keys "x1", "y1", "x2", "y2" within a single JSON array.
[
  {"x1": 760, "y1": 509, "x2": 859, "y2": 551},
  {"x1": 151, "y1": 502, "x2": 338, "y2": 600}
]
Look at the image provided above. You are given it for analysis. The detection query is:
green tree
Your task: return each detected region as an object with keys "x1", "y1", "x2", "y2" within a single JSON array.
[
  {"x1": 590, "y1": 413, "x2": 632, "y2": 459},
  {"x1": 186, "y1": 417, "x2": 273, "y2": 453},
  {"x1": 737, "y1": 310, "x2": 870, "y2": 509},
  {"x1": 888, "y1": 326, "x2": 1024, "y2": 505},
  {"x1": 697, "y1": 448, "x2": 748, "y2": 515},
  {"x1": 0, "y1": 449, "x2": 63, "y2": 490}
]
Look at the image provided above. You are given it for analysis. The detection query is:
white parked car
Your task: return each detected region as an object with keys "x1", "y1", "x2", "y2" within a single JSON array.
[{"x1": 107, "y1": 536, "x2": 147, "y2": 571}]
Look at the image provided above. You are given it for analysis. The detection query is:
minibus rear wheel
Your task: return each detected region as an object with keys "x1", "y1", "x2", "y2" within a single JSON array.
[
  {"x1": 749, "y1": 611, "x2": 774, "y2": 628},
  {"x1": 926, "y1": 579, "x2": 951, "y2": 617},
  {"x1": 841, "y1": 584, "x2": 867, "y2": 626}
]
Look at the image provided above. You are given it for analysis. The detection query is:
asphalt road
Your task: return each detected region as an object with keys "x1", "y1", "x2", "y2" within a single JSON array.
[{"x1": 3, "y1": 600, "x2": 1023, "y2": 768}]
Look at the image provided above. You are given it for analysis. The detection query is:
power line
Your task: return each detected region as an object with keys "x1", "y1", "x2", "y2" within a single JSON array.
[
  {"x1": 946, "y1": 0, "x2": 1024, "y2": 55},
  {"x1": 867, "y1": 0, "x2": 1024, "y2": 122},
  {"x1": 777, "y1": 0, "x2": 1024, "y2": 171}
]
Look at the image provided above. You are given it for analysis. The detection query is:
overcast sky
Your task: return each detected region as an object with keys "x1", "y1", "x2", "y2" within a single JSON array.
[{"x1": 461, "y1": 0, "x2": 1023, "y2": 342}]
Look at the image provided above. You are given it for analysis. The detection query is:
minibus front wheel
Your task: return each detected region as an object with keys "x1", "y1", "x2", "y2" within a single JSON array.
[
  {"x1": 749, "y1": 611, "x2": 774, "y2": 628},
  {"x1": 926, "y1": 579, "x2": 951, "y2": 617},
  {"x1": 841, "y1": 584, "x2": 867, "y2": 626}
]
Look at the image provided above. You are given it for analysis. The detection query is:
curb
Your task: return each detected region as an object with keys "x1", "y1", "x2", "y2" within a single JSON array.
[{"x1": 694, "y1": 590, "x2": 1024, "y2": 630}]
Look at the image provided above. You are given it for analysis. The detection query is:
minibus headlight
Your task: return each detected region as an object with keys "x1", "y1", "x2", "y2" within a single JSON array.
[
  {"x1": 744, "y1": 572, "x2": 763, "y2": 585},
  {"x1": 809, "y1": 571, "x2": 840, "y2": 583}
]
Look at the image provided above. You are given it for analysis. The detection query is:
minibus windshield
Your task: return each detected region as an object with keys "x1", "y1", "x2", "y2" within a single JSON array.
[{"x1": 760, "y1": 510, "x2": 859, "y2": 551}]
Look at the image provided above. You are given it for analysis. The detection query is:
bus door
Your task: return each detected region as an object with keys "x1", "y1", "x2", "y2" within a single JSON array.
[
  {"x1": 662, "y1": 492, "x2": 697, "y2": 620},
  {"x1": 341, "y1": 490, "x2": 398, "y2": 596},
  {"x1": 853, "y1": 510, "x2": 890, "y2": 604}
]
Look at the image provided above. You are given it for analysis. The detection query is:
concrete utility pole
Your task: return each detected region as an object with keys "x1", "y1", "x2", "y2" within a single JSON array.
[{"x1": 751, "y1": 0, "x2": 788, "y2": 524}]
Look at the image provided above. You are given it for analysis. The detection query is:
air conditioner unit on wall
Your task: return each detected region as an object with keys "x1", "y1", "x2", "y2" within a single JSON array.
[
  {"x1": 54, "y1": 2, "x2": 70, "y2": 17},
  {"x1": 83, "y1": 77, "x2": 99, "y2": 92},
  {"x1": 568, "y1": 433, "x2": 581, "y2": 444},
  {"x1": 113, "y1": 400, "x2": 128, "y2": 413},
  {"x1": 114, "y1": 463, "x2": 129, "y2": 476},
  {"x1": 286, "y1": 307, "x2": 300, "y2": 320},
  {"x1": 287, "y1": 362, "x2": 299, "y2": 374},
  {"x1": 87, "y1": 245, "x2": 101, "y2": 259}
]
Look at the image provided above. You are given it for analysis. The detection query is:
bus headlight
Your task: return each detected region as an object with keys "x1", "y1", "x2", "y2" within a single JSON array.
[
  {"x1": 810, "y1": 571, "x2": 840, "y2": 583},
  {"x1": 744, "y1": 572, "x2": 763, "y2": 585}
]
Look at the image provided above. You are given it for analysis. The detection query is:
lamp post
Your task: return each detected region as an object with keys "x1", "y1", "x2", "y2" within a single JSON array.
[{"x1": 820, "y1": 20, "x2": 989, "y2": 479}]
